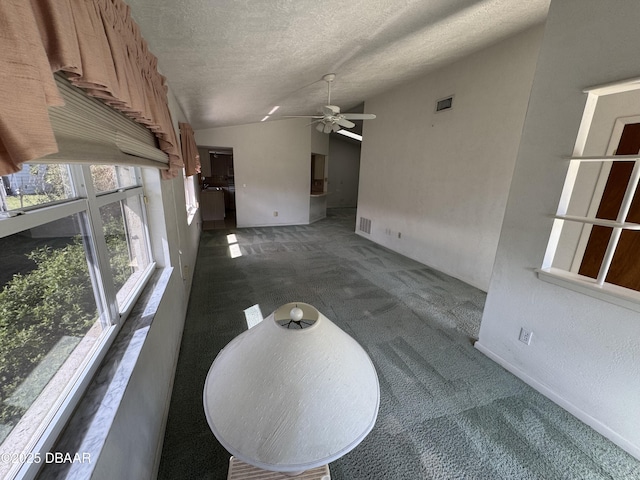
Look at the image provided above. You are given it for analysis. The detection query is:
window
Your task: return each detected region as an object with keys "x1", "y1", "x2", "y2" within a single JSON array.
[
  {"x1": 90, "y1": 164, "x2": 138, "y2": 193},
  {"x1": 1, "y1": 164, "x2": 74, "y2": 210},
  {"x1": 184, "y1": 170, "x2": 199, "y2": 225},
  {"x1": 0, "y1": 163, "x2": 154, "y2": 480},
  {"x1": 539, "y1": 78, "x2": 640, "y2": 311}
]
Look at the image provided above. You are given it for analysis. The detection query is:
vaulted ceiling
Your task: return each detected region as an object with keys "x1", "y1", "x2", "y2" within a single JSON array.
[{"x1": 125, "y1": 0, "x2": 550, "y2": 131}]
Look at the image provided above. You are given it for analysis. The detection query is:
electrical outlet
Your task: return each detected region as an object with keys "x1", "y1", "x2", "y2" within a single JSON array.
[
  {"x1": 273, "y1": 211, "x2": 278, "y2": 217},
  {"x1": 518, "y1": 327, "x2": 533, "y2": 345}
]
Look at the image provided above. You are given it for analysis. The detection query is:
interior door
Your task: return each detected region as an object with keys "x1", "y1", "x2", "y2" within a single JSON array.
[{"x1": 578, "y1": 122, "x2": 640, "y2": 289}]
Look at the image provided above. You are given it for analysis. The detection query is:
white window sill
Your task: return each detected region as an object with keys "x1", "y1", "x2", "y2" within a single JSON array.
[
  {"x1": 537, "y1": 267, "x2": 640, "y2": 314},
  {"x1": 36, "y1": 267, "x2": 173, "y2": 480}
]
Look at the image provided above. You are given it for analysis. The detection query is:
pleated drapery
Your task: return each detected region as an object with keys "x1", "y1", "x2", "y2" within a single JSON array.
[
  {"x1": 0, "y1": 0, "x2": 183, "y2": 178},
  {"x1": 179, "y1": 122, "x2": 201, "y2": 177}
]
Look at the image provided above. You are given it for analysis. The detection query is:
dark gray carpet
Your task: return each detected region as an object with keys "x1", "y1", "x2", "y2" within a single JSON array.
[{"x1": 158, "y1": 208, "x2": 640, "y2": 479}]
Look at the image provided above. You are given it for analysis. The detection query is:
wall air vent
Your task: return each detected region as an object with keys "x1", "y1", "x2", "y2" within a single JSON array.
[
  {"x1": 359, "y1": 217, "x2": 372, "y2": 234},
  {"x1": 435, "y1": 95, "x2": 454, "y2": 112}
]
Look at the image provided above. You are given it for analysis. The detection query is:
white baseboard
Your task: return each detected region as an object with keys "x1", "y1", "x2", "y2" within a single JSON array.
[{"x1": 474, "y1": 341, "x2": 640, "y2": 461}]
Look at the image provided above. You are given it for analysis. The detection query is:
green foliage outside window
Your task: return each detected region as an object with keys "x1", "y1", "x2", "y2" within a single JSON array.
[
  {"x1": 102, "y1": 203, "x2": 132, "y2": 293},
  {"x1": 2, "y1": 165, "x2": 72, "y2": 211},
  {"x1": 0, "y1": 225, "x2": 129, "y2": 441},
  {"x1": 0, "y1": 240, "x2": 94, "y2": 430}
]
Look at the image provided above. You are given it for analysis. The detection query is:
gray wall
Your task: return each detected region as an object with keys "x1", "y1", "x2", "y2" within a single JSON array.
[
  {"x1": 327, "y1": 136, "x2": 361, "y2": 208},
  {"x1": 356, "y1": 26, "x2": 544, "y2": 291},
  {"x1": 478, "y1": 0, "x2": 640, "y2": 459}
]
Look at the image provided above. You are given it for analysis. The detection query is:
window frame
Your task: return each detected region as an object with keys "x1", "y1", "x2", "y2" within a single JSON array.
[
  {"x1": 183, "y1": 169, "x2": 199, "y2": 225},
  {"x1": 538, "y1": 76, "x2": 640, "y2": 313},
  {"x1": 0, "y1": 163, "x2": 155, "y2": 480}
]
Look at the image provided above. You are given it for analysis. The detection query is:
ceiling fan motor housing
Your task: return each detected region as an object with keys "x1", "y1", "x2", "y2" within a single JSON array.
[{"x1": 323, "y1": 105, "x2": 340, "y2": 115}]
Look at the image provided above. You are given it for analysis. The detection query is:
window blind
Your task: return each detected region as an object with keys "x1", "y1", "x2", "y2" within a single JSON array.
[{"x1": 36, "y1": 75, "x2": 169, "y2": 170}]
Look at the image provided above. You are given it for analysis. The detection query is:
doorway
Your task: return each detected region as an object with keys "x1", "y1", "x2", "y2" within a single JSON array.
[
  {"x1": 311, "y1": 154, "x2": 326, "y2": 195},
  {"x1": 201, "y1": 147, "x2": 236, "y2": 230}
]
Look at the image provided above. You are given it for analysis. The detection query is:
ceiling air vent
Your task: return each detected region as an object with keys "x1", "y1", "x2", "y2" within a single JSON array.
[
  {"x1": 435, "y1": 95, "x2": 454, "y2": 112},
  {"x1": 359, "y1": 217, "x2": 372, "y2": 234}
]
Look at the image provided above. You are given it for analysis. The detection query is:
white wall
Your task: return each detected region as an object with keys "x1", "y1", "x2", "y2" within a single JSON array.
[
  {"x1": 356, "y1": 26, "x2": 544, "y2": 291},
  {"x1": 311, "y1": 124, "x2": 330, "y2": 157},
  {"x1": 309, "y1": 195, "x2": 327, "y2": 223},
  {"x1": 327, "y1": 137, "x2": 361, "y2": 208},
  {"x1": 195, "y1": 118, "x2": 315, "y2": 227},
  {"x1": 478, "y1": 0, "x2": 640, "y2": 459}
]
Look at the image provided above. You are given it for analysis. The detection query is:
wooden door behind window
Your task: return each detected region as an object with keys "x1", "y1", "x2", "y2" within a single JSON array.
[{"x1": 578, "y1": 122, "x2": 640, "y2": 290}]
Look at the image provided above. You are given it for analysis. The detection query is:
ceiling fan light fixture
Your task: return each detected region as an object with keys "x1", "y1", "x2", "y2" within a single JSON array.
[{"x1": 286, "y1": 74, "x2": 376, "y2": 134}]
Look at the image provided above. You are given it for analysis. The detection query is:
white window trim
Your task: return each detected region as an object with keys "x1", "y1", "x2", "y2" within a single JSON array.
[
  {"x1": 568, "y1": 115, "x2": 640, "y2": 272},
  {"x1": 183, "y1": 170, "x2": 199, "y2": 225},
  {"x1": 0, "y1": 199, "x2": 87, "y2": 237},
  {"x1": 537, "y1": 267, "x2": 640, "y2": 314},
  {"x1": 538, "y1": 76, "x2": 640, "y2": 312}
]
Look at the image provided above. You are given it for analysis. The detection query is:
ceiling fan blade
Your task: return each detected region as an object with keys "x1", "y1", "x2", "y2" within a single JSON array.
[
  {"x1": 284, "y1": 115, "x2": 323, "y2": 118},
  {"x1": 336, "y1": 117, "x2": 355, "y2": 129},
  {"x1": 341, "y1": 113, "x2": 376, "y2": 120}
]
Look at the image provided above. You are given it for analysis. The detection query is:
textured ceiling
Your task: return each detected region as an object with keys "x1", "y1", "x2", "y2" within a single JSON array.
[{"x1": 125, "y1": 0, "x2": 550, "y2": 131}]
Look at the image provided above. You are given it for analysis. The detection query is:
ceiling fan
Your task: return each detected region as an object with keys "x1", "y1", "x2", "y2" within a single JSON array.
[{"x1": 289, "y1": 74, "x2": 376, "y2": 134}]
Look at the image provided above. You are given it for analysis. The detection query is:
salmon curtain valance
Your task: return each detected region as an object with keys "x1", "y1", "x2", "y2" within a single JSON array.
[
  {"x1": 0, "y1": 0, "x2": 183, "y2": 178},
  {"x1": 179, "y1": 122, "x2": 201, "y2": 177}
]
